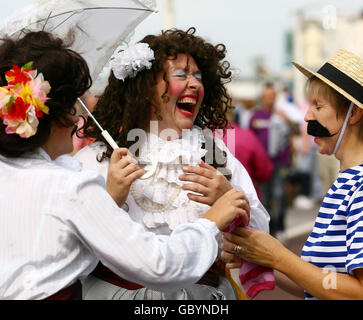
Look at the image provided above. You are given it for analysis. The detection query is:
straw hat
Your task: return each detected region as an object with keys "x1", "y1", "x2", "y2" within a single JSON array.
[{"x1": 292, "y1": 49, "x2": 363, "y2": 109}]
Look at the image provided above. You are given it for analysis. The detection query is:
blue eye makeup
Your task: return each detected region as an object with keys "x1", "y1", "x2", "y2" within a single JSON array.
[
  {"x1": 171, "y1": 70, "x2": 187, "y2": 77},
  {"x1": 170, "y1": 69, "x2": 202, "y2": 81},
  {"x1": 193, "y1": 72, "x2": 202, "y2": 81}
]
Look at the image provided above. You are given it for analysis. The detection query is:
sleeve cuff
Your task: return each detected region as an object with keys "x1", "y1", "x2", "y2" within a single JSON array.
[{"x1": 195, "y1": 218, "x2": 221, "y2": 240}]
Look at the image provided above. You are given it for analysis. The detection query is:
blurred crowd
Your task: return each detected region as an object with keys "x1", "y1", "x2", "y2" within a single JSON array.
[{"x1": 232, "y1": 83, "x2": 340, "y2": 235}]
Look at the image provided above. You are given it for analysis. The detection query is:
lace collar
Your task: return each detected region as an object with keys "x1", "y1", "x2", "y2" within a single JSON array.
[
  {"x1": 136, "y1": 126, "x2": 207, "y2": 166},
  {"x1": 130, "y1": 126, "x2": 210, "y2": 230}
]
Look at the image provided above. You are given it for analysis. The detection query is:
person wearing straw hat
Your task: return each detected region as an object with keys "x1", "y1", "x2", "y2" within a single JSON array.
[
  {"x1": 221, "y1": 49, "x2": 363, "y2": 299},
  {"x1": 0, "y1": 30, "x2": 249, "y2": 300}
]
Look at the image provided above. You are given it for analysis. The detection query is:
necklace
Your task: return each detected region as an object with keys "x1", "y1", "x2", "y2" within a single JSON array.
[{"x1": 130, "y1": 182, "x2": 182, "y2": 213}]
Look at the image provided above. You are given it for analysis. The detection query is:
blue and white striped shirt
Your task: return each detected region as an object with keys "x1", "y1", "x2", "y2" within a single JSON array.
[{"x1": 301, "y1": 164, "x2": 363, "y2": 299}]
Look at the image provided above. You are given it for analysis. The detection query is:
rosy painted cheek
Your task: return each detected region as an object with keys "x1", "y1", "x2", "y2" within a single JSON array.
[
  {"x1": 168, "y1": 80, "x2": 184, "y2": 97},
  {"x1": 169, "y1": 80, "x2": 205, "y2": 101}
]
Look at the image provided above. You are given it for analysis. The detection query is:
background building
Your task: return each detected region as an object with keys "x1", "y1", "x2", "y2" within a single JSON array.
[
  {"x1": 227, "y1": 5, "x2": 363, "y2": 109},
  {"x1": 291, "y1": 6, "x2": 363, "y2": 105}
]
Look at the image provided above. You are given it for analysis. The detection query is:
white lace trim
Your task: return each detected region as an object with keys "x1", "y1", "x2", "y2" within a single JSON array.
[
  {"x1": 130, "y1": 126, "x2": 210, "y2": 230},
  {"x1": 137, "y1": 127, "x2": 206, "y2": 167}
]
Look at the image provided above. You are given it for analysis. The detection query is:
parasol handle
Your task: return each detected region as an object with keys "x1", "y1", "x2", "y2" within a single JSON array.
[
  {"x1": 101, "y1": 130, "x2": 119, "y2": 150},
  {"x1": 77, "y1": 97, "x2": 119, "y2": 150},
  {"x1": 77, "y1": 97, "x2": 152, "y2": 179}
]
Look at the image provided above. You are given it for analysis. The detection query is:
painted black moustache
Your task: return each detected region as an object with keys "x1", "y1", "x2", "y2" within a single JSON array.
[{"x1": 307, "y1": 120, "x2": 338, "y2": 137}]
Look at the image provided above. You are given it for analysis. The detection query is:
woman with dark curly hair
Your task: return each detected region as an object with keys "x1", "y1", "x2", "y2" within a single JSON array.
[
  {"x1": 0, "y1": 30, "x2": 250, "y2": 300},
  {"x1": 75, "y1": 27, "x2": 270, "y2": 300},
  {"x1": 82, "y1": 27, "x2": 232, "y2": 157}
]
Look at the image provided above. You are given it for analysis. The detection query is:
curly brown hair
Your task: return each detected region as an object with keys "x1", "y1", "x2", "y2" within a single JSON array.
[
  {"x1": 0, "y1": 31, "x2": 92, "y2": 157},
  {"x1": 82, "y1": 27, "x2": 233, "y2": 160}
]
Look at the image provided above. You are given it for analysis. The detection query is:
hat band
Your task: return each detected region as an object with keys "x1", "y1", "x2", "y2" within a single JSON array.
[{"x1": 317, "y1": 62, "x2": 363, "y2": 104}]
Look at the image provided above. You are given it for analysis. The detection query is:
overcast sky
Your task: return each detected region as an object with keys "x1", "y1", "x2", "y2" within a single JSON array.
[{"x1": 1, "y1": 0, "x2": 362, "y2": 77}]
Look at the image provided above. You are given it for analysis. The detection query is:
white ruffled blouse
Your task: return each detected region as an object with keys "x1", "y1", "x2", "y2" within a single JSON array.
[
  {"x1": 75, "y1": 126, "x2": 270, "y2": 235},
  {"x1": 0, "y1": 147, "x2": 220, "y2": 299},
  {"x1": 130, "y1": 128, "x2": 211, "y2": 231}
]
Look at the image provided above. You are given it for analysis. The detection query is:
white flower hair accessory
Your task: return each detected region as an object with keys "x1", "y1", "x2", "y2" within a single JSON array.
[{"x1": 111, "y1": 43, "x2": 155, "y2": 81}]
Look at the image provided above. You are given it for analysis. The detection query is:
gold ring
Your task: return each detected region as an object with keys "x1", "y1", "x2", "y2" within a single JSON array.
[
  {"x1": 239, "y1": 199, "x2": 244, "y2": 206},
  {"x1": 233, "y1": 245, "x2": 242, "y2": 256}
]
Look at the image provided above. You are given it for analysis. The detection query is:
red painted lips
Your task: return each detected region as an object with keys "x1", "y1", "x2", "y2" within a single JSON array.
[{"x1": 176, "y1": 94, "x2": 197, "y2": 118}]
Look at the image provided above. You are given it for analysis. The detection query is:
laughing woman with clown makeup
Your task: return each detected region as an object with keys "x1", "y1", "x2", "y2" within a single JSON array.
[
  {"x1": 75, "y1": 28, "x2": 270, "y2": 300},
  {"x1": 222, "y1": 50, "x2": 363, "y2": 300}
]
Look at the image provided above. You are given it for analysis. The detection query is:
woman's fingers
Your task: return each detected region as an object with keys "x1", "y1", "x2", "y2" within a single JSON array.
[
  {"x1": 186, "y1": 193, "x2": 210, "y2": 205},
  {"x1": 120, "y1": 162, "x2": 142, "y2": 177},
  {"x1": 234, "y1": 198, "x2": 249, "y2": 210},
  {"x1": 179, "y1": 173, "x2": 210, "y2": 187},
  {"x1": 110, "y1": 148, "x2": 129, "y2": 164},
  {"x1": 118, "y1": 153, "x2": 138, "y2": 170},
  {"x1": 220, "y1": 234, "x2": 244, "y2": 265},
  {"x1": 232, "y1": 226, "x2": 252, "y2": 237},
  {"x1": 127, "y1": 168, "x2": 147, "y2": 182},
  {"x1": 199, "y1": 159, "x2": 216, "y2": 171},
  {"x1": 182, "y1": 182, "x2": 209, "y2": 195},
  {"x1": 235, "y1": 199, "x2": 250, "y2": 225},
  {"x1": 180, "y1": 161, "x2": 233, "y2": 206},
  {"x1": 221, "y1": 232, "x2": 242, "y2": 254},
  {"x1": 110, "y1": 148, "x2": 145, "y2": 180},
  {"x1": 222, "y1": 227, "x2": 283, "y2": 268},
  {"x1": 182, "y1": 164, "x2": 215, "y2": 179},
  {"x1": 110, "y1": 148, "x2": 137, "y2": 169}
]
